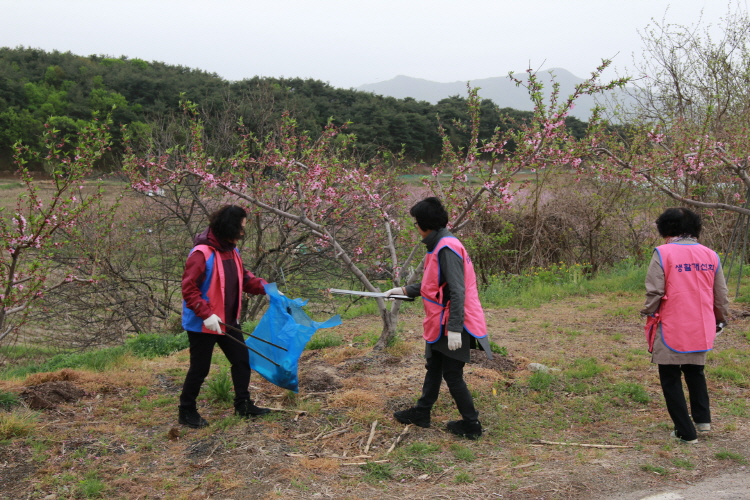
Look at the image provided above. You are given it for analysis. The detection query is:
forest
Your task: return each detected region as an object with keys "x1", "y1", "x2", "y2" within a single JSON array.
[{"x1": 0, "y1": 46, "x2": 589, "y2": 170}]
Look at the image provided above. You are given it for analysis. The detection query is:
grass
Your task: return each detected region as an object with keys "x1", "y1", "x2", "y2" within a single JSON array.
[
  {"x1": 2, "y1": 256, "x2": 750, "y2": 498},
  {"x1": 204, "y1": 368, "x2": 233, "y2": 403},
  {"x1": 0, "y1": 409, "x2": 38, "y2": 439},
  {"x1": 640, "y1": 464, "x2": 668, "y2": 475},
  {"x1": 0, "y1": 389, "x2": 19, "y2": 409},
  {"x1": 715, "y1": 450, "x2": 748, "y2": 464},
  {"x1": 306, "y1": 331, "x2": 343, "y2": 350},
  {"x1": 480, "y1": 259, "x2": 646, "y2": 309},
  {"x1": 566, "y1": 357, "x2": 605, "y2": 379}
]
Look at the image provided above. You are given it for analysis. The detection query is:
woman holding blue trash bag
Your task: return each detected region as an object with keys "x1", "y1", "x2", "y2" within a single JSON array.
[
  {"x1": 179, "y1": 204, "x2": 271, "y2": 428},
  {"x1": 641, "y1": 207, "x2": 729, "y2": 444}
]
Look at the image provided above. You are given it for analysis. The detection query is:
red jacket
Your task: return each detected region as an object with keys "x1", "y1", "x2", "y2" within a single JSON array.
[{"x1": 182, "y1": 228, "x2": 267, "y2": 333}]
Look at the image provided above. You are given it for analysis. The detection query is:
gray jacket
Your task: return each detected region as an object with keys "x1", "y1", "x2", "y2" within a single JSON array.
[{"x1": 405, "y1": 228, "x2": 492, "y2": 363}]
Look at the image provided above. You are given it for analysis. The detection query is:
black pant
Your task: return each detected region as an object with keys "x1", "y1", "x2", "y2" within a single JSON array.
[
  {"x1": 658, "y1": 364, "x2": 710, "y2": 441},
  {"x1": 179, "y1": 328, "x2": 251, "y2": 407},
  {"x1": 416, "y1": 350, "x2": 479, "y2": 423}
]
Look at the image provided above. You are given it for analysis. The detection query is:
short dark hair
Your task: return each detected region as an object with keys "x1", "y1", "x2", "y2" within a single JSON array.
[
  {"x1": 209, "y1": 205, "x2": 247, "y2": 242},
  {"x1": 410, "y1": 197, "x2": 449, "y2": 231},
  {"x1": 655, "y1": 207, "x2": 702, "y2": 238}
]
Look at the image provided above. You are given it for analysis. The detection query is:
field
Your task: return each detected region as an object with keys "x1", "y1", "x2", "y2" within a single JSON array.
[{"x1": 1, "y1": 273, "x2": 749, "y2": 500}]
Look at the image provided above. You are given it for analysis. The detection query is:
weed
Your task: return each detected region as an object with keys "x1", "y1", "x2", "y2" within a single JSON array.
[
  {"x1": 3, "y1": 347, "x2": 129, "y2": 378},
  {"x1": 360, "y1": 462, "x2": 393, "y2": 483},
  {"x1": 0, "y1": 409, "x2": 38, "y2": 439},
  {"x1": 450, "y1": 443, "x2": 476, "y2": 462},
  {"x1": 306, "y1": 331, "x2": 343, "y2": 350},
  {"x1": 404, "y1": 442, "x2": 440, "y2": 456},
  {"x1": 454, "y1": 470, "x2": 474, "y2": 484},
  {"x1": 715, "y1": 450, "x2": 748, "y2": 464},
  {"x1": 205, "y1": 369, "x2": 233, "y2": 403},
  {"x1": 708, "y1": 367, "x2": 746, "y2": 386},
  {"x1": 352, "y1": 329, "x2": 379, "y2": 347},
  {"x1": 640, "y1": 464, "x2": 668, "y2": 475},
  {"x1": 528, "y1": 371, "x2": 556, "y2": 391},
  {"x1": 611, "y1": 382, "x2": 650, "y2": 404},
  {"x1": 403, "y1": 457, "x2": 442, "y2": 473},
  {"x1": 0, "y1": 390, "x2": 19, "y2": 410},
  {"x1": 567, "y1": 358, "x2": 605, "y2": 379},
  {"x1": 76, "y1": 477, "x2": 106, "y2": 498},
  {"x1": 722, "y1": 399, "x2": 749, "y2": 417},
  {"x1": 671, "y1": 458, "x2": 695, "y2": 470},
  {"x1": 125, "y1": 332, "x2": 188, "y2": 358},
  {"x1": 489, "y1": 342, "x2": 508, "y2": 355}
]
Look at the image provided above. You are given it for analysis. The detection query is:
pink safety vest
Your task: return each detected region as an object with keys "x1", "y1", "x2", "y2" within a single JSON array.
[
  {"x1": 655, "y1": 242, "x2": 720, "y2": 353},
  {"x1": 421, "y1": 236, "x2": 487, "y2": 343},
  {"x1": 190, "y1": 245, "x2": 244, "y2": 335}
]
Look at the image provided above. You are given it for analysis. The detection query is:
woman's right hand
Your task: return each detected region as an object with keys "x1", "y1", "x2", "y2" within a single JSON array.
[{"x1": 203, "y1": 314, "x2": 223, "y2": 333}]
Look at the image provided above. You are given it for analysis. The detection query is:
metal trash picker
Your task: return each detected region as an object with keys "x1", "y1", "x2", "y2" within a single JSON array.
[
  {"x1": 218, "y1": 321, "x2": 288, "y2": 367},
  {"x1": 328, "y1": 288, "x2": 415, "y2": 301}
]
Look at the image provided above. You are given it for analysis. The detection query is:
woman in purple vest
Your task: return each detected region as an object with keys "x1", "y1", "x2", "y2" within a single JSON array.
[
  {"x1": 385, "y1": 197, "x2": 493, "y2": 439},
  {"x1": 641, "y1": 207, "x2": 729, "y2": 443}
]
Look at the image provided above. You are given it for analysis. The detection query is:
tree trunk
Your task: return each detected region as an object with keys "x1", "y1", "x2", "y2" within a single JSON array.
[{"x1": 373, "y1": 301, "x2": 402, "y2": 351}]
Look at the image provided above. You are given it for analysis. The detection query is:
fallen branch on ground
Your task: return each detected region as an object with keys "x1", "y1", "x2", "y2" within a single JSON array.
[
  {"x1": 534, "y1": 440, "x2": 633, "y2": 449},
  {"x1": 386, "y1": 424, "x2": 411, "y2": 455}
]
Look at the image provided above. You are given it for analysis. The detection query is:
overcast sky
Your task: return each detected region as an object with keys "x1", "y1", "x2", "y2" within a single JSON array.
[{"x1": 0, "y1": 0, "x2": 744, "y2": 89}]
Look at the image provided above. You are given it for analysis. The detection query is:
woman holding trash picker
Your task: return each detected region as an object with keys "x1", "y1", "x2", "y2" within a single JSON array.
[
  {"x1": 641, "y1": 207, "x2": 729, "y2": 443},
  {"x1": 178, "y1": 204, "x2": 271, "y2": 428},
  {"x1": 384, "y1": 197, "x2": 492, "y2": 440}
]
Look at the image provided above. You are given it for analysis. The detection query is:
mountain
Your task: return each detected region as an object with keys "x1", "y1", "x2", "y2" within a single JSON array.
[{"x1": 358, "y1": 68, "x2": 632, "y2": 120}]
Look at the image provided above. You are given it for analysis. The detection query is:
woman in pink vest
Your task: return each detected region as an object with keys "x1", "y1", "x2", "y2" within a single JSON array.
[
  {"x1": 179, "y1": 205, "x2": 270, "y2": 428},
  {"x1": 641, "y1": 207, "x2": 729, "y2": 443},
  {"x1": 385, "y1": 197, "x2": 493, "y2": 440}
]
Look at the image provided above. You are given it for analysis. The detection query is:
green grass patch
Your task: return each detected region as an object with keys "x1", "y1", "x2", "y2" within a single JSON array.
[
  {"x1": 305, "y1": 331, "x2": 343, "y2": 350},
  {"x1": 671, "y1": 457, "x2": 695, "y2": 470},
  {"x1": 0, "y1": 390, "x2": 19, "y2": 410},
  {"x1": 480, "y1": 259, "x2": 646, "y2": 309},
  {"x1": 453, "y1": 470, "x2": 474, "y2": 484},
  {"x1": 125, "y1": 332, "x2": 188, "y2": 358},
  {"x1": 2, "y1": 346, "x2": 129, "y2": 379},
  {"x1": 715, "y1": 450, "x2": 748, "y2": 464},
  {"x1": 566, "y1": 358, "x2": 605, "y2": 379},
  {"x1": 489, "y1": 342, "x2": 508, "y2": 355},
  {"x1": 450, "y1": 443, "x2": 476, "y2": 462},
  {"x1": 708, "y1": 366, "x2": 746, "y2": 386},
  {"x1": 360, "y1": 462, "x2": 393, "y2": 483},
  {"x1": 640, "y1": 464, "x2": 668, "y2": 475},
  {"x1": 611, "y1": 382, "x2": 650, "y2": 404},
  {"x1": 205, "y1": 369, "x2": 233, "y2": 403},
  {"x1": 0, "y1": 409, "x2": 38, "y2": 439},
  {"x1": 528, "y1": 371, "x2": 556, "y2": 392}
]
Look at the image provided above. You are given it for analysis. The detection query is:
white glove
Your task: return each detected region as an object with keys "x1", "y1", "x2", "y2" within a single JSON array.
[
  {"x1": 447, "y1": 330, "x2": 462, "y2": 350},
  {"x1": 203, "y1": 314, "x2": 223, "y2": 333},
  {"x1": 383, "y1": 287, "x2": 405, "y2": 298}
]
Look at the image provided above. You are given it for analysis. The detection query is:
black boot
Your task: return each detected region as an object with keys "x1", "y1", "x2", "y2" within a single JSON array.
[
  {"x1": 178, "y1": 406, "x2": 208, "y2": 428},
  {"x1": 393, "y1": 407, "x2": 431, "y2": 428},
  {"x1": 446, "y1": 419, "x2": 482, "y2": 440},
  {"x1": 234, "y1": 399, "x2": 270, "y2": 418}
]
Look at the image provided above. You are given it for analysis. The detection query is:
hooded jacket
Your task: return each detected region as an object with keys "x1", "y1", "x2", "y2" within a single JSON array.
[{"x1": 182, "y1": 227, "x2": 267, "y2": 333}]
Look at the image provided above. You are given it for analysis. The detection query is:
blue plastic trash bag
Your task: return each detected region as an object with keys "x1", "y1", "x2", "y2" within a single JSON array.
[{"x1": 247, "y1": 283, "x2": 341, "y2": 392}]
